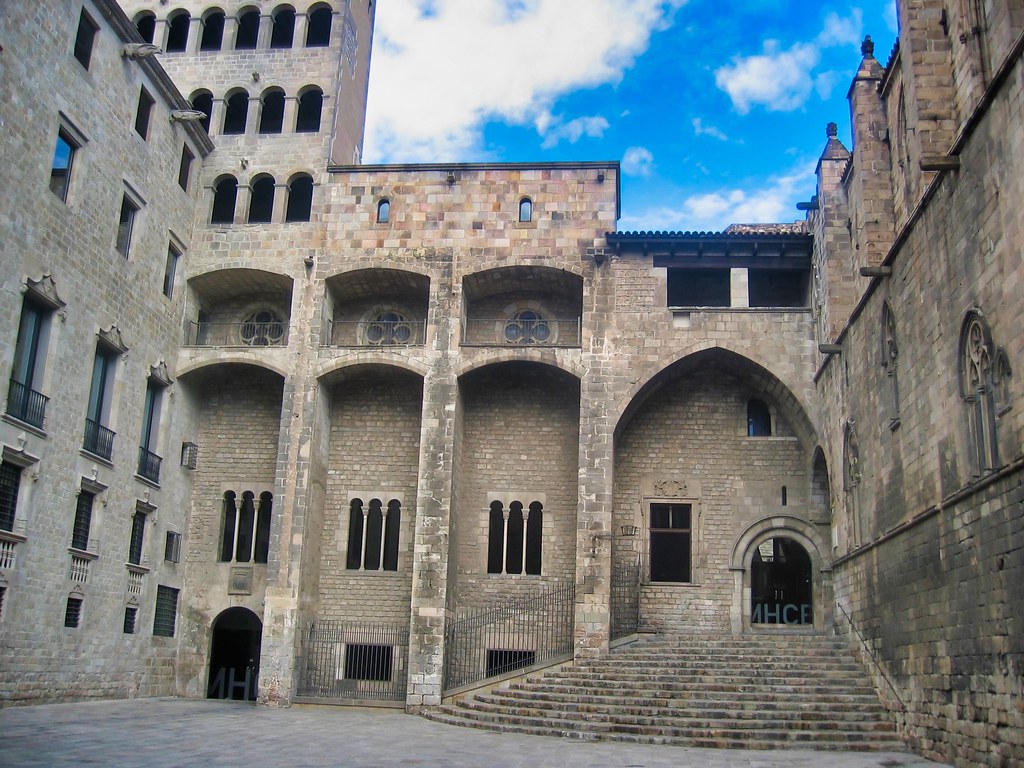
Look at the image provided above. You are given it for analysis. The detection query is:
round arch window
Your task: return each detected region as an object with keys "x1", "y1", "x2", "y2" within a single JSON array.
[
  {"x1": 365, "y1": 310, "x2": 413, "y2": 345},
  {"x1": 503, "y1": 309, "x2": 551, "y2": 345},
  {"x1": 240, "y1": 309, "x2": 284, "y2": 346}
]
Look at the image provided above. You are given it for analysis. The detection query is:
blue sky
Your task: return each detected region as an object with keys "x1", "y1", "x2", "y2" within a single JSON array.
[{"x1": 362, "y1": 0, "x2": 898, "y2": 232}]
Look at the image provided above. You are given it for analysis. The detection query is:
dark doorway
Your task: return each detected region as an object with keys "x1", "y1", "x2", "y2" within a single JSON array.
[
  {"x1": 207, "y1": 607, "x2": 262, "y2": 700},
  {"x1": 750, "y1": 537, "x2": 813, "y2": 625}
]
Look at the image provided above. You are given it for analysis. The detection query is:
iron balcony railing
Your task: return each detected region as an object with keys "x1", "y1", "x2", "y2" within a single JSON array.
[
  {"x1": 184, "y1": 320, "x2": 289, "y2": 347},
  {"x1": 83, "y1": 418, "x2": 115, "y2": 460},
  {"x1": 297, "y1": 620, "x2": 410, "y2": 702},
  {"x1": 6, "y1": 379, "x2": 48, "y2": 429},
  {"x1": 324, "y1": 319, "x2": 427, "y2": 347},
  {"x1": 443, "y1": 579, "x2": 575, "y2": 693},
  {"x1": 137, "y1": 446, "x2": 162, "y2": 484},
  {"x1": 611, "y1": 555, "x2": 641, "y2": 641},
  {"x1": 461, "y1": 318, "x2": 581, "y2": 347}
]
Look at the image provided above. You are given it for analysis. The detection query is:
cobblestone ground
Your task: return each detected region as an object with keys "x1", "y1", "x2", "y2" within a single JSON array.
[{"x1": 0, "y1": 698, "x2": 951, "y2": 768}]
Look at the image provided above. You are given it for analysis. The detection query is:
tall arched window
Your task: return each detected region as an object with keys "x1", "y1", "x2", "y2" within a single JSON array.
[
  {"x1": 305, "y1": 5, "x2": 333, "y2": 46},
  {"x1": 295, "y1": 87, "x2": 323, "y2": 132},
  {"x1": 284, "y1": 174, "x2": 314, "y2": 222},
  {"x1": 222, "y1": 91, "x2": 249, "y2": 135},
  {"x1": 258, "y1": 89, "x2": 285, "y2": 133},
  {"x1": 747, "y1": 398, "x2": 772, "y2": 436},
  {"x1": 189, "y1": 90, "x2": 214, "y2": 132},
  {"x1": 248, "y1": 175, "x2": 276, "y2": 223},
  {"x1": 270, "y1": 6, "x2": 296, "y2": 48},
  {"x1": 376, "y1": 198, "x2": 390, "y2": 223},
  {"x1": 487, "y1": 499, "x2": 543, "y2": 575},
  {"x1": 518, "y1": 197, "x2": 533, "y2": 222},
  {"x1": 166, "y1": 11, "x2": 191, "y2": 52},
  {"x1": 134, "y1": 12, "x2": 156, "y2": 43},
  {"x1": 881, "y1": 301, "x2": 900, "y2": 428},
  {"x1": 959, "y1": 311, "x2": 1000, "y2": 474},
  {"x1": 200, "y1": 10, "x2": 225, "y2": 51},
  {"x1": 346, "y1": 497, "x2": 400, "y2": 571},
  {"x1": 211, "y1": 175, "x2": 238, "y2": 224},
  {"x1": 235, "y1": 8, "x2": 260, "y2": 49},
  {"x1": 219, "y1": 490, "x2": 273, "y2": 563}
]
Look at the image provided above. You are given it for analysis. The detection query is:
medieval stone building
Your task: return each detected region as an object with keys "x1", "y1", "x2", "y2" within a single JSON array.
[{"x1": 0, "y1": 1, "x2": 1020, "y2": 766}]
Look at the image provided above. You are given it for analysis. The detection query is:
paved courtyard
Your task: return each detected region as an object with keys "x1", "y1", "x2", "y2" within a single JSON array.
[{"x1": 0, "y1": 697, "x2": 951, "y2": 768}]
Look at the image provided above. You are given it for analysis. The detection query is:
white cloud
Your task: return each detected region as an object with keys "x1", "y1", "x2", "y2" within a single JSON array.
[
  {"x1": 537, "y1": 113, "x2": 609, "y2": 149},
  {"x1": 884, "y1": 2, "x2": 899, "y2": 34},
  {"x1": 692, "y1": 117, "x2": 728, "y2": 141},
  {"x1": 363, "y1": 0, "x2": 687, "y2": 162},
  {"x1": 713, "y1": 10, "x2": 863, "y2": 115},
  {"x1": 620, "y1": 162, "x2": 815, "y2": 232},
  {"x1": 622, "y1": 146, "x2": 654, "y2": 176}
]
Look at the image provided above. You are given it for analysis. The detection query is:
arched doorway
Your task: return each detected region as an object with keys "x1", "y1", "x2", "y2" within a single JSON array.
[
  {"x1": 207, "y1": 607, "x2": 262, "y2": 700},
  {"x1": 750, "y1": 537, "x2": 813, "y2": 626}
]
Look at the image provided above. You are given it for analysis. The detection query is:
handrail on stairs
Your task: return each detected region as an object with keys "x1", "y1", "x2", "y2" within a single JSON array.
[{"x1": 836, "y1": 601, "x2": 905, "y2": 711}]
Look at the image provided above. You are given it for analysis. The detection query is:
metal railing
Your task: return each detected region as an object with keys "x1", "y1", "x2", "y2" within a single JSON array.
[
  {"x1": 83, "y1": 419, "x2": 115, "y2": 460},
  {"x1": 461, "y1": 318, "x2": 581, "y2": 347},
  {"x1": 443, "y1": 580, "x2": 575, "y2": 693},
  {"x1": 611, "y1": 556, "x2": 641, "y2": 640},
  {"x1": 837, "y1": 601, "x2": 905, "y2": 709},
  {"x1": 6, "y1": 379, "x2": 48, "y2": 429},
  {"x1": 324, "y1": 319, "x2": 427, "y2": 347},
  {"x1": 297, "y1": 620, "x2": 410, "y2": 701},
  {"x1": 137, "y1": 447, "x2": 162, "y2": 483},
  {"x1": 184, "y1": 320, "x2": 288, "y2": 347}
]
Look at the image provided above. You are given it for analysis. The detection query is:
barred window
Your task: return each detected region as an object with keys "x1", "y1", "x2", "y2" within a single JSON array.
[
  {"x1": 71, "y1": 491, "x2": 95, "y2": 551},
  {"x1": 123, "y1": 605, "x2": 137, "y2": 634},
  {"x1": 64, "y1": 596, "x2": 83, "y2": 628},
  {"x1": 153, "y1": 585, "x2": 179, "y2": 637},
  {"x1": 0, "y1": 461, "x2": 21, "y2": 532},
  {"x1": 127, "y1": 509, "x2": 146, "y2": 565}
]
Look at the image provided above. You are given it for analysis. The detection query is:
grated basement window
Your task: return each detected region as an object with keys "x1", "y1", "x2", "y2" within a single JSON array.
[
  {"x1": 153, "y1": 585, "x2": 179, "y2": 637},
  {"x1": 486, "y1": 649, "x2": 536, "y2": 677},
  {"x1": 344, "y1": 643, "x2": 392, "y2": 681},
  {"x1": 123, "y1": 606, "x2": 137, "y2": 634},
  {"x1": 64, "y1": 596, "x2": 83, "y2": 628}
]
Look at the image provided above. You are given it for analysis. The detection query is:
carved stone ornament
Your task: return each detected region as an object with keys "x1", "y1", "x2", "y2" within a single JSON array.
[
  {"x1": 98, "y1": 325, "x2": 128, "y2": 354},
  {"x1": 24, "y1": 274, "x2": 66, "y2": 313},
  {"x1": 651, "y1": 479, "x2": 688, "y2": 498},
  {"x1": 150, "y1": 361, "x2": 173, "y2": 388}
]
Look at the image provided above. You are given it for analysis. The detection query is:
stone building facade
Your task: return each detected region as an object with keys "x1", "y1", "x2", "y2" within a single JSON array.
[{"x1": 0, "y1": 1, "x2": 1021, "y2": 767}]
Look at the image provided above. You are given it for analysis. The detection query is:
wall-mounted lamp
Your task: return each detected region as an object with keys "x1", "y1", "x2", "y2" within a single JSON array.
[
  {"x1": 597, "y1": 171, "x2": 605, "y2": 184},
  {"x1": 446, "y1": 171, "x2": 457, "y2": 186}
]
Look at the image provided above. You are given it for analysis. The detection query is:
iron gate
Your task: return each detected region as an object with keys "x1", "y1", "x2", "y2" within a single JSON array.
[{"x1": 297, "y1": 620, "x2": 409, "y2": 701}]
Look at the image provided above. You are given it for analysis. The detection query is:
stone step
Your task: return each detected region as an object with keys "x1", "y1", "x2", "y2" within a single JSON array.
[
  {"x1": 514, "y1": 680, "x2": 881, "y2": 699},
  {"x1": 539, "y1": 671, "x2": 880, "y2": 691},
  {"x1": 576, "y1": 659, "x2": 867, "y2": 674}
]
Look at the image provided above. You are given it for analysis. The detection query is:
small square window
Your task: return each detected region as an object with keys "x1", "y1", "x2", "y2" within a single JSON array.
[
  {"x1": 123, "y1": 605, "x2": 137, "y2": 634},
  {"x1": 163, "y1": 244, "x2": 181, "y2": 298},
  {"x1": 134, "y1": 89, "x2": 155, "y2": 140},
  {"x1": 74, "y1": 11, "x2": 99, "y2": 69},
  {"x1": 178, "y1": 146, "x2": 194, "y2": 192},
  {"x1": 116, "y1": 194, "x2": 140, "y2": 257},
  {"x1": 164, "y1": 530, "x2": 182, "y2": 563},
  {"x1": 64, "y1": 596, "x2": 83, "y2": 628},
  {"x1": 50, "y1": 129, "x2": 79, "y2": 202},
  {"x1": 153, "y1": 585, "x2": 179, "y2": 637}
]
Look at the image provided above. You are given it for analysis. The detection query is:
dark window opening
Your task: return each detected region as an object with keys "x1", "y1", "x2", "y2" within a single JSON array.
[
  {"x1": 667, "y1": 268, "x2": 730, "y2": 308},
  {"x1": 200, "y1": 12, "x2": 225, "y2": 51},
  {"x1": 134, "y1": 88, "x2": 155, "y2": 140},
  {"x1": 64, "y1": 597, "x2": 83, "y2": 628},
  {"x1": 74, "y1": 11, "x2": 99, "y2": 69},
  {"x1": 376, "y1": 199, "x2": 390, "y2": 223},
  {"x1": 748, "y1": 269, "x2": 809, "y2": 308},
  {"x1": 220, "y1": 491, "x2": 272, "y2": 563},
  {"x1": 123, "y1": 606, "x2": 138, "y2": 634},
  {"x1": 270, "y1": 8, "x2": 296, "y2": 48},
  {"x1": 248, "y1": 176, "x2": 276, "y2": 223},
  {"x1": 220, "y1": 491, "x2": 237, "y2": 562},
  {"x1": 134, "y1": 13, "x2": 156, "y2": 44},
  {"x1": 166, "y1": 13, "x2": 191, "y2": 52},
  {"x1": 285, "y1": 175, "x2": 314, "y2": 222},
  {"x1": 254, "y1": 492, "x2": 273, "y2": 564},
  {"x1": 51, "y1": 128, "x2": 78, "y2": 201},
  {"x1": 189, "y1": 92, "x2": 213, "y2": 133},
  {"x1": 751, "y1": 537, "x2": 813, "y2": 625},
  {"x1": 211, "y1": 177, "x2": 238, "y2": 224},
  {"x1": 295, "y1": 89, "x2": 323, "y2": 132},
  {"x1": 153, "y1": 585, "x2": 179, "y2": 637},
  {"x1": 0, "y1": 461, "x2": 22, "y2": 533},
  {"x1": 486, "y1": 649, "x2": 535, "y2": 678},
  {"x1": 747, "y1": 399, "x2": 772, "y2": 437},
  {"x1": 781, "y1": 485, "x2": 788, "y2": 506},
  {"x1": 71, "y1": 491, "x2": 95, "y2": 551},
  {"x1": 127, "y1": 510, "x2": 147, "y2": 565},
  {"x1": 223, "y1": 92, "x2": 249, "y2": 135},
  {"x1": 163, "y1": 245, "x2": 179, "y2": 298},
  {"x1": 306, "y1": 7, "x2": 333, "y2": 46},
  {"x1": 346, "y1": 498, "x2": 400, "y2": 571},
  {"x1": 344, "y1": 644, "x2": 392, "y2": 681},
  {"x1": 235, "y1": 10, "x2": 260, "y2": 49},
  {"x1": 259, "y1": 91, "x2": 285, "y2": 133},
  {"x1": 649, "y1": 503, "x2": 691, "y2": 583},
  {"x1": 487, "y1": 500, "x2": 543, "y2": 575},
  {"x1": 178, "y1": 145, "x2": 195, "y2": 191},
  {"x1": 115, "y1": 194, "x2": 139, "y2": 257},
  {"x1": 165, "y1": 530, "x2": 182, "y2": 562},
  {"x1": 346, "y1": 498, "x2": 364, "y2": 569},
  {"x1": 518, "y1": 197, "x2": 532, "y2": 222}
]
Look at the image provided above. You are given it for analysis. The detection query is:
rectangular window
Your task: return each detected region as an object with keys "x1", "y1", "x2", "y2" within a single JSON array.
[
  {"x1": 64, "y1": 596, "x2": 83, "y2": 628},
  {"x1": 486, "y1": 649, "x2": 536, "y2": 678},
  {"x1": 164, "y1": 530, "x2": 182, "y2": 563},
  {"x1": 153, "y1": 585, "x2": 179, "y2": 637},
  {"x1": 344, "y1": 643, "x2": 392, "y2": 681},
  {"x1": 127, "y1": 510, "x2": 147, "y2": 565},
  {"x1": 748, "y1": 269, "x2": 809, "y2": 308},
  {"x1": 0, "y1": 461, "x2": 21, "y2": 533},
  {"x1": 71, "y1": 490, "x2": 95, "y2": 551},
  {"x1": 667, "y1": 268, "x2": 731, "y2": 308},
  {"x1": 73, "y1": 10, "x2": 99, "y2": 69},
  {"x1": 83, "y1": 344, "x2": 118, "y2": 459},
  {"x1": 123, "y1": 606, "x2": 137, "y2": 634},
  {"x1": 134, "y1": 88, "x2": 155, "y2": 140},
  {"x1": 649, "y1": 503, "x2": 692, "y2": 583},
  {"x1": 162, "y1": 244, "x2": 180, "y2": 298},
  {"x1": 178, "y1": 146, "x2": 194, "y2": 191},
  {"x1": 8, "y1": 296, "x2": 52, "y2": 428},
  {"x1": 50, "y1": 128, "x2": 79, "y2": 202},
  {"x1": 115, "y1": 194, "x2": 140, "y2": 257},
  {"x1": 137, "y1": 380, "x2": 163, "y2": 482}
]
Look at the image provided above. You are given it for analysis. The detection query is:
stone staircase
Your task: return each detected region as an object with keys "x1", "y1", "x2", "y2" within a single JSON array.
[{"x1": 424, "y1": 632, "x2": 904, "y2": 751}]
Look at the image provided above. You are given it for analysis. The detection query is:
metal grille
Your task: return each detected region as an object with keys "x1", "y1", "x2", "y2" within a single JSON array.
[
  {"x1": 611, "y1": 556, "x2": 641, "y2": 640},
  {"x1": 461, "y1": 318, "x2": 581, "y2": 347},
  {"x1": 123, "y1": 606, "x2": 137, "y2": 634},
  {"x1": 71, "y1": 492, "x2": 94, "y2": 551},
  {"x1": 6, "y1": 379, "x2": 48, "y2": 429},
  {"x1": 185, "y1": 320, "x2": 288, "y2": 347},
  {"x1": 82, "y1": 418, "x2": 115, "y2": 460},
  {"x1": 127, "y1": 512, "x2": 146, "y2": 565},
  {"x1": 0, "y1": 460, "x2": 20, "y2": 532},
  {"x1": 444, "y1": 580, "x2": 575, "y2": 693},
  {"x1": 64, "y1": 597, "x2": 83, "y2": 628},
  {"x1": 153, "y1": 585, "x2": 179, "y2": 637},
  {"x1": 137, "y1": 447, "x2": 162, "y2": 483},
  {"x1": 298, "y1": 620, "x2": 409, "y2": 701}
]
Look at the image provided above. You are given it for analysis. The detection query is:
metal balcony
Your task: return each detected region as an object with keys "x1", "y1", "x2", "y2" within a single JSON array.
[
  {"x1": 137, "y1": 446, "x2": 162, "y2": 484},
  {"x1": 83, "y1": 418, "x2": 115, "y2": 460},
  {"x1": 6, "y1": 379, "x2": 48, "y2": 429}
]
